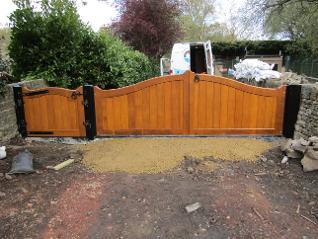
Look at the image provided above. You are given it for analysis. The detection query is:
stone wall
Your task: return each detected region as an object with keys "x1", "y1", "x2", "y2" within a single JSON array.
[
  {"x1": 0, "y1": 79, "x2": 46, "y2": 142},
  {"x1": 294, "y1": 84, "x2": 318, "y2": 139}
]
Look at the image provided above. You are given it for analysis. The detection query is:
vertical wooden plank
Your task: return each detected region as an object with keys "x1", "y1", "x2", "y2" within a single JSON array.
[
  {"x1": 256, "y1": 96, "x2": 266, "y2": 129},
  {"x1": 171, "y1": 80, "x2": 180, "y2": 129},
  {"x1": 198, "y1": 81, "x2": 207, "y2": 128},
  {"x1": 191, "y1": 81, "x2": 199, "y2": 129},
  {"x1": 234, "y1": 90, "x2": 243, "y2": 128},
  {"x1": 271, "y1": 98, "x2": 278, "y2": 129},
  {"x1": 24, "y1": 99, "x2": 33, "y2": 130},
  {"x1": 249, "y1": 94, "x2": 258, "y2": 129},
  {"x1": 47, "y1": 96, "x2": 55, "y2": 131},
  {"x1": 128, "y1": 93, "x2": 136, "y2": 129},
  {"x1": 142, "y1": 87, "x2": 150, "y2": 131},
  {"x1": 60, "y1": 97, "x2": 68, "y2": 129},
  {"x1": 34, "y1": 97, "x2": 43, "y2": 130},
  {"x1": 227, "y1": 87, "x2": 236, "y2": 128},
  {"x1": 149, "y1": 85, "x2": 158, "y2": 129},
  {"x1": 113, "y1": 96, "x2": 121, "y2": 130},
  {"x1": 157, "y1": 83, "x2": 165, "y2": 128},
  {"x1": 212, "y1": 83, "x2": 221, "y2": 128},
  {"x1": 54, "y1": 96, "x2": 63, "y2": 130},
  {"x1": 206, "y1": 82, "x2": 214, "y2": 128},
  {"x1": 220, "y1": 85, "x2": 229, "y2": 128},
  {"x1": 105, "y1": 98, "x2": 114, "y2": 132},
  {"x1": 164, "y1": 81, "x2": 172, "y2": 129},
  {"x1": 39, "y1": 96, "x2": 49, "y2": 130},
  {"x1": 183, "y1": 72, "x2": 191, "y2": 134},
  {"x1": 120, "y1": 95, "x2": 129, "y2": 129},
  {"x1": 67, "y1": 98, "x2": 76, "y2": 129},
  {"x1": 134, "y1": 90, "x2": 143, "y2": 129},
  {"x1": 241, "y1": 92, "x2": 250, "y2": 128},
  {"x1": 264, "y1": 97, "x2": 274, "y2": 128},
  {"x1": 178, "y1": 80, "x2": 184, "y2": 129}
]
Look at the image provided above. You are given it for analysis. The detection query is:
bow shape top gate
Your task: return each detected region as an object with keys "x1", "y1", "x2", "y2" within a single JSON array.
[{"x1": 94, "y1": 71, "x2": 286, "y2": 136}]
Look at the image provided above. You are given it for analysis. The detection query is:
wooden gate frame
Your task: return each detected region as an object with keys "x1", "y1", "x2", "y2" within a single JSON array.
[
  {"x1": 13, "y1": 72, "x2": 301, "y2": 139},
  {"x1": 13, "y1": 85, "x2": 96, "y2": 139}
]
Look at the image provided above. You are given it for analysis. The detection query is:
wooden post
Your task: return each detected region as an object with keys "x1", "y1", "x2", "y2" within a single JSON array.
[
  {"x1": 13, "y1": 85, "x2": 27, "y2": 137},
  {"x1": 83, "y1": 85, "x2": 97, "y2": 140},
  {"x1": 283, "y1": 85, "x2": 302, "y2": 138}
]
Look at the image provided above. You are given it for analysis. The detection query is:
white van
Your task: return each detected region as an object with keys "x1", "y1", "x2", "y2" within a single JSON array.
[{"x1": 160, "y1": 41, "x2": 214, "y2": 76}]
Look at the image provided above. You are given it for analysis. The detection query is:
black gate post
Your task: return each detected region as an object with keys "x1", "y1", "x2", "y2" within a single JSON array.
[
  {"x1": 13, "y1": 85, "x2": 27, "y2": 137},
  {"x1": 283, "y1": 84, "x2": 302, "y2": 138},
  {"x1": 83, "y1": 85, "x2": 97, "y2": 140}
]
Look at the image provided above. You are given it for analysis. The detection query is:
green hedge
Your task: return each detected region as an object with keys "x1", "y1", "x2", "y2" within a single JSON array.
[
  {"x1": 212, "y1": 40, "x2": 312, "y2": 58},
  {"x1": 9, "y1": 0, "x2": 157, "y2": 89}
]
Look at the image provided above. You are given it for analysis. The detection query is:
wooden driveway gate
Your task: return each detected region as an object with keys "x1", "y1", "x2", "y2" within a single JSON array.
[
  {"x1": 13, "y1": 71, "x2": 291, "y2": 138},
  {"x1": 94, "y1": 71, "x2": 286, "y2": 136}
]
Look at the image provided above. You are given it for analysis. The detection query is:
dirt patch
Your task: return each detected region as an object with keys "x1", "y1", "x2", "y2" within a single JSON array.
[
  {"x1": 81, "y1": 137, "x2": 273, "y2": 173},
  {"x1": 1, "y1": 138, "x2": 318, "y2": 239},
  {"x1": 0, "y1": 138, "x2": 87, "y2": 239}
]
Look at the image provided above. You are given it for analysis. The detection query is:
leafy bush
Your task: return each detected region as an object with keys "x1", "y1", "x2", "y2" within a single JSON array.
[
  {"x1": 9, "y1": 0, "x2": 157, "y2": 89},
  {"x1": 212, "y1": 40, "x2": 312, "y2": 58},
  {"x1": 100, "y1": 32, "x2": 158, "y2": 88}
]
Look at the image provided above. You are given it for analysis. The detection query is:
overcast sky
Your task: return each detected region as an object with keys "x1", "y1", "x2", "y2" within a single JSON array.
[
  {"x1": 0, "y1": 0, "x2": 246, "y2": 31},
  {"x1": 0, "y1": 0, "x2": 118, "y2": 30}
]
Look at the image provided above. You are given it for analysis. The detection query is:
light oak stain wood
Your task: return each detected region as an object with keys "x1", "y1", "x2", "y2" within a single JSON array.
[
  {"x1": 22, "y1": 71, "x2": 286, "y2": 137},
  {"x1": 189, "y1": 73, "x2": 286, "y2": 135},
  {"x1": 22, "y1": 87, "x2": 85, "y2": 137}
]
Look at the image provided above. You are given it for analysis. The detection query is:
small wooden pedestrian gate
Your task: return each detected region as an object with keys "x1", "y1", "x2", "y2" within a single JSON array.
[{"x1": 14, "y1": 71, "x2": 293, "y2": 139}]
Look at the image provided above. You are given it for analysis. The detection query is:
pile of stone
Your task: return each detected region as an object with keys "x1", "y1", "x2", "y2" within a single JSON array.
[
  {"x1": 281, "y1": 136, "x2": 318, "y2": 172},
  {"x1": 280, "y1": 72, "x2": 309, "y2": 85}
]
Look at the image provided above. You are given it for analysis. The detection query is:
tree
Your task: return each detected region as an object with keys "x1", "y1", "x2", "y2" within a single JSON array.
[
  {"x1": 112, "y1": 0, "x2": 182, "y2": 59},
  {"x1": 180, "y1": 0, "x2": 245, "y2": 42},
  {"x1": 0, "y1": 28, "x2": 11, "y2": 57},
  {"x1": 259, "y1": 0, "x2": 318, "y2": 9},
  {"x1": 243, "y1": 0, "x2": 318, "y2": 55},
  {"x1": 180, "y1": 0, "x2": 215, "y2": 41},
  {"x1": 9, "y1": 0, "x2": 157, "y2": 88}
]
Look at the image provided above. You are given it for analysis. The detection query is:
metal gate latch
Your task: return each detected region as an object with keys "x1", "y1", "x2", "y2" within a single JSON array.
[{"x1": 71, "y1": 91, "x2": 82, "y2": 99}]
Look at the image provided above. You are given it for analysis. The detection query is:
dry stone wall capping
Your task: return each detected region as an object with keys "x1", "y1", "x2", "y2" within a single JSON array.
[{"x1": 0, "y1": 79, "x2": 47, "y2": 142}]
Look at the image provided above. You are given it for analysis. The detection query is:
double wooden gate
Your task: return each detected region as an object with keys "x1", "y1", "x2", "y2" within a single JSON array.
[{"x1": 14, "y1": 71, "x2": 288, "y2": 138}]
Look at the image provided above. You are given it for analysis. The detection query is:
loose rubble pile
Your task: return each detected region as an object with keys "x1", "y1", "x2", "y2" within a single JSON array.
[
  {"x1": 280, "y1": 72, "x2": 309, "y2": 85},
  {"x1": 281, "y1": 136, "x2": 318, "y2": 172}
]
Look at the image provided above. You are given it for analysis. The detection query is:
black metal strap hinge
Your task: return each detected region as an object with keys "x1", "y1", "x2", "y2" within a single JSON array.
[
  {"x1": 23, "y1": 90, "x2": 49, "y2": 96},
  {"x1": 29, "y1": 131, "x2": 54, "y2": 135}
]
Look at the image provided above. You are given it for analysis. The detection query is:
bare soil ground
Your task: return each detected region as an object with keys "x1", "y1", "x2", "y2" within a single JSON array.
[{"x1": 0, "y1": 137, "x2": 317, "y2": 239}]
